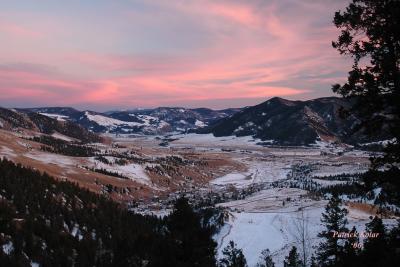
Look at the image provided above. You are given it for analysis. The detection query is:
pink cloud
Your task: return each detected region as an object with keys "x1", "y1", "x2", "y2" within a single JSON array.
[
  {"x1": 0, "y1": 20, "x2": 42, "y2": 38},
  {"x1": 207, "y1": 3, "x2": 258, "y2": 26},
  {"x1": 0, "y1": 0, "x2": 352, "y2": 109}
]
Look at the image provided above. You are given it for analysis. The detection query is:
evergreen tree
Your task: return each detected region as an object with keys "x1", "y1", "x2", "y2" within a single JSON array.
[
  {"x1": 386, "y1": 219, "x2": 400, "y2": 265},
  {"x1": 256, "y1": 248, "x2": 275, "y2": 267},
  {"x1": 219, "y1": 241, "x2": 247, "y2": 267},
  {"x1": 310, "y1": 255, "x2": 318, "y2": 267},
  {"x1": 317, "y1": 195, "x2": 348, "y2": 266},
  {"x1": 361, "y1": 216, "x2": 388, "y2": 267},
  {"x1": 284, "y1": 246, "x2": 303, "y2": 267},
  {"x1": 341, "y1": 226, "x2": 360, "y2": 267},
  {"x1": 332, "y1": 0, "x2": 400, "y2": 204},
  {"x1": 167, "y1": 196, "x2": 217, "y2": 267}
]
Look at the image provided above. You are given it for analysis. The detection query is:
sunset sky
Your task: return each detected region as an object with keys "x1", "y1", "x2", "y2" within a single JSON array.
[{"x1": 0, "y1": 0, "x2": 351, "y2": 111}]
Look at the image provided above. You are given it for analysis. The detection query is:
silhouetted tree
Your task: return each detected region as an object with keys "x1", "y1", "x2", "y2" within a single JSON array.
[
  {"x1": 167, "y1": 196, "x2": 217, "y2": 267},
  {"x1": 386, "y1": 220, "x2": 400, "y2": 265},
  {"x1": 361, "y1": 216, "x2": 388, "y2": 267},
  {"x1": 317, "y1": 195, "x2": 348, "y2": 266},
  {"x1": 284, "y1": 246, "x2": 303, "y2": 267},
  {"x1": 341, "y1": 226, "x2": 360, "y2": 267},
  {"x1": 219, "y1": 241, "x2": 247, "y2": 267},
  {"x1": 332, "y1": 0, "x2": 400, "y2": 203}
]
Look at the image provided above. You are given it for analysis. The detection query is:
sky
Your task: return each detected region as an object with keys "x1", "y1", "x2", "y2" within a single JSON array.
[{"x1": 0, "y1": 0, "x2": 352, "y2": 111}]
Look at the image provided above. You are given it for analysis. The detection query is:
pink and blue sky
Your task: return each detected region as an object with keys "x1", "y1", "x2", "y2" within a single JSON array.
[{"x1": 0, "y1": 0, "x2": 351, "y2": 111}]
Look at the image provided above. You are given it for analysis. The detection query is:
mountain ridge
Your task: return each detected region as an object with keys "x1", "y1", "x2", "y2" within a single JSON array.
[
  {"x1": 7, "y1": 96, "x2": 392, "y2": 146},
  {"x1": 18, "y1": 106, "x2": 241, "y2": 135},
  {"x1": 196, "y1": 96, "x2": 389, "y2": 146}
]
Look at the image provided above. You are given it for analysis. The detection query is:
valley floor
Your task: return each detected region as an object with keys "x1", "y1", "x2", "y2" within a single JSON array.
[{"x1": 1, "y1": 130, "x2": 397, "y2": 267}]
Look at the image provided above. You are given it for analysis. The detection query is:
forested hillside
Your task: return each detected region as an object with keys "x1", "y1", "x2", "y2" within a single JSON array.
[{"x1": 0, "y1": 159, "x2": 219, "y2": 267}]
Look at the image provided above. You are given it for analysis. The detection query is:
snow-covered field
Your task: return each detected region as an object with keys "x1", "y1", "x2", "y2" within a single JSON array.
[
  {"x1": 214, "y1": 189, "x2": 395, "y2": 267},
  {"x1": 212, "y1": 159, "x2": 291, "y2": 187},
  {"x1": 170, "y1": 133, "x2": 263, "y2": 149},
  {"x1": 214, "y1": 210, "x2": 328, "y2": 267},
  {"x1": 88, "y1": 157, "x2": 151, "y2": 185}
]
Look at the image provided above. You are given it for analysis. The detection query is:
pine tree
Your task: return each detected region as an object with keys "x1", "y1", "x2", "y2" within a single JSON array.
[
  {"x1": 386, "y1": 220, "x2": 400, "y2": 265},
  {"x1": 341, "y1": 226, "x2": 360, "y2": 267},
  {"x1": 361, "y1": 216, "x2": 388, "y2": 267},
  {"x1": 332, "y1": 0, "x2": 400, "y2": 204},
  {"x1": 256, "y1": 248, "x2": 275, "y2": 267},
  {"x1": 317, "y1": 194, "x2": 348, "y2": 266},
  {"x1": 310, "y1": 255, "x2": 318, "y2": 267},
  {"x1": 167, "y1": 196, "x2": 217, "y2": 267},
  {"x1": 284, "y1": 246, "x2": 303, "y2": 267},
  {"x1": 219, "y1": 241, "x2": 247, "y2": 267}
]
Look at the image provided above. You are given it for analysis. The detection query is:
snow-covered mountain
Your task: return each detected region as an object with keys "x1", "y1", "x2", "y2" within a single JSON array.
[{"x1": 19, "y1": 107, "x2": 240, "y2": 135}]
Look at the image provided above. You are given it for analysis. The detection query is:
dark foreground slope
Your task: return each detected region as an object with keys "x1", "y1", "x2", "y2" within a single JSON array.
[{"x1": 0, "y1": 159, "x2": 218, "y2": 267}]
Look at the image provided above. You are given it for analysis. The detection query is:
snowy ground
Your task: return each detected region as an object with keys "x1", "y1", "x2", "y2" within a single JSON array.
[
  {"x1": 211, "y1": 159, "x2": 291, "y2": 188},
  {"x1": 0, "y1": 146, "x2": 17, "y2": 158},
  {"x1": 214, "y1": 210, "x2": 324, "y2": 267},
  {"x1": 214, "y1": 190, "x2": 395, "y2": 267},
  {"x1": 51, "y1": 132, "x2": 77, "y2": 142},
  {"x1": 24, "y1": 151, "x2": 75, "y2": 167},
  {"x1": 170, "y1": 133, "x2": 263, "y2": 149},
  {"x1": 88, "y1": 157, "x2": 151, "y2": 185}
]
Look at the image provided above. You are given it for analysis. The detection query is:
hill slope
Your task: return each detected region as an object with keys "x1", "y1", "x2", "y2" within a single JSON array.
[
  {"x1": 197, "y1": 97, "x2": 383, "y2": 146},
  {"x1": 0, "y1": 107, "x2": 101, "y2": 143}
]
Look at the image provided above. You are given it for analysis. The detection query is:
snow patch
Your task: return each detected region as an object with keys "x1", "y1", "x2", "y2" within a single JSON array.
[
  {"x1": 0, "y1": 146, "x2": 17, "y2": 158},
  {"x1": 195, "y1": 119, "x2": 206, "y2": 127},
  {"x1": 170, "y1": 134, "x2": 262, "y2": 149},
  {"x1": 85, "y1": 112, "x2": 144, "y2": 127},
  {"x1": 39, "y1": 112, "x2": 69, "y2": 121},
  {"x1": 51, "y1": 132, "x2": 75, "y2": 142},
  {"x1": 24, "y1": 152, "x2": 75, "y2": 166},
  {"x1": 2, "y1": 241, "x2": 13, "y2": 255},
  {"x1": 89, "y1": 157, "x2": 151, "y2": 184}
]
